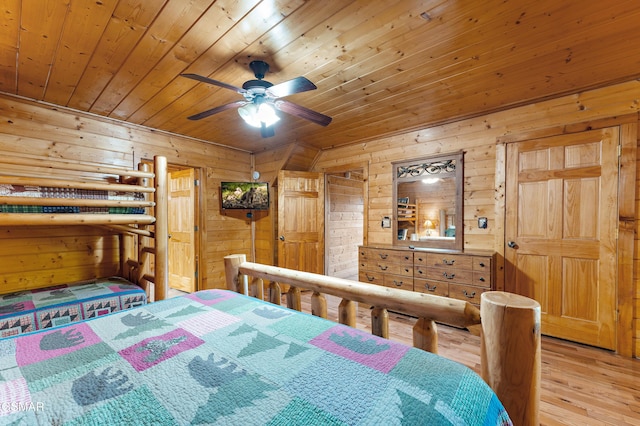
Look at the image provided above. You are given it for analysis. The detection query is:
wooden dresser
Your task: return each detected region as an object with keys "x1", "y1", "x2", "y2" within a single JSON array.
[{"x1": 358, "y1": 246, "x2": 495, "y2": 307}]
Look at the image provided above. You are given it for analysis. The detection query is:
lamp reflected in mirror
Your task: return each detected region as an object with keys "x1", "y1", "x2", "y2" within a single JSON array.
[{"x1": 424, "y1": 219, "x2": 434, "y2": 236}]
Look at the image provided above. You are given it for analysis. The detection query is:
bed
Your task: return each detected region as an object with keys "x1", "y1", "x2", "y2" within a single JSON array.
[
  {"x1": 0, "y1": 289, "x2": 512, "y2": 425},
  {"x1": 0, "y1": 152, "x2": 169, "y2": 337}
]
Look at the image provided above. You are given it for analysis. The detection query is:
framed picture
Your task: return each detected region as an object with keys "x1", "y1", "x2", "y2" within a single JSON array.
[
  {"x1": 397, "y1": 229, "x2": 408, "y2": 240},
  {"x1": 397, "y1": 197, "x2": 409, "y2": 205}
]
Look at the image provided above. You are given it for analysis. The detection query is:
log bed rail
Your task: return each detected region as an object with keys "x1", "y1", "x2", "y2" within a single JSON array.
[
  {"x1": 225, "y1": 254, "x2": 541, "y2": 426},
  {"x1": 0, "y1": 152, "x2": 168, "y2": 302}
]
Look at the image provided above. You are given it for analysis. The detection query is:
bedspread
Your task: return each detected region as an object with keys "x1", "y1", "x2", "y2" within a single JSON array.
[
  {"x1": 0, "y1": 277, "x2": 147, "y2": 338},
  {"x1": 0, "y1": 290, "x2": 511, "y2": 425}
]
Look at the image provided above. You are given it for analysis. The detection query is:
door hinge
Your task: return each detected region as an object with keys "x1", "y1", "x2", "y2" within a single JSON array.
[
  {"x1": 194, "y1": 225, "x2": 198, "y2": 231},
  {"x1": 194, "y1": 179, "x2": 199, "y2": 186},
  {"x1": 615, "y1": 227, "x2": 619, "y2": 239},
  {"x1": 618, "y1": 144, "x2": 621, "y2": 157}
]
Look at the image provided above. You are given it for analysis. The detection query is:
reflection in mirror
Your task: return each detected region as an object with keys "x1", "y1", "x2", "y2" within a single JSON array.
[{"x1": 392, "y1": 152, "x2": 463, "y2": 251}]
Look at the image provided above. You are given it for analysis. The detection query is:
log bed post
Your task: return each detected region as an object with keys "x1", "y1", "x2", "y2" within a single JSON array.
[
  {"x1": 481, "y1": 291, "x2": 541, "y2": 426},
  {"x1": 153, "y1": 156, "x2": 169, "y2": 301}
]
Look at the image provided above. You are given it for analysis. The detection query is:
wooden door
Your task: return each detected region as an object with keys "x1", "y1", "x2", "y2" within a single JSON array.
[
  {"x1": 277, "y1": 171, "x2": 324, "y2": 274},
  {"x1": 505, "y1": 128, "x2": 619, "y2": 349},
  {"x1": 168, "y1": 168, "x2": 196, "y2": 293}
]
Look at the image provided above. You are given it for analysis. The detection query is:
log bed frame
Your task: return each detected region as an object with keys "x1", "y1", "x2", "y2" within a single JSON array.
[
  {"x1": 0, "y1": 152, "x2": 169, "y2": 301},
  {"x1": 225, "y1": 253, "x2": 541, "y2": 426}
]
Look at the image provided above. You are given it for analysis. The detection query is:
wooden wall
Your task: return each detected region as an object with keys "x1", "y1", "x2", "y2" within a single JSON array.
[
  {"x1": 0, "y1": 94, "x2": 252, "y2": 291},
  {"x1": 313, "y1": 80, "x2": 640, "y2": 357},
  {"x1": 326, "y1": 172, "x2": 364, "y2": 280}
]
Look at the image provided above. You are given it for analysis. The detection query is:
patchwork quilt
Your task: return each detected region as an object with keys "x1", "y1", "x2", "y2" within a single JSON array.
[
  {"x1": 0, "y1": 277, "x2": 147, "y2": 338},
  {"x1": 0, "y1": 290, "x2": 512, "y2": 425},
  {"x1": 0, "y1": 184, "x2": 146, "y2": 214}
]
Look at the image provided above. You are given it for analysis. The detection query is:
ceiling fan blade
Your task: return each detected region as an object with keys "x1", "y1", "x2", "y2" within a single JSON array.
[
  {"x1": 274, "y1": 100, "x2": 332, "y2": 126},
  {"x1": 187, "y1": 101, "x2": 246, "y2": 120},
  {"x1": 260, "y1": 123, "x2": 275, "y2": 138},
  {"x1": 267, "y1": 76, "x2": 317, "y2": 98},
  {"x1": 180, "y1": 73, "x2": 246, "y2": 94}
]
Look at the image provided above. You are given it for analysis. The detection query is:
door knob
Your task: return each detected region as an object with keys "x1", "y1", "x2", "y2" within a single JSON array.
[
  {"x1": 507, "y1": 241, "x2": 517, "y2": 249},
  {"x1": 279, "y1": 235, "x2": 285, "y2": 241}
]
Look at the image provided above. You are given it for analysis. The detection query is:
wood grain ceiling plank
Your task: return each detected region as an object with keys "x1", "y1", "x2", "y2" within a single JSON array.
[
  {"x1": 0, "y1": 0, "x2": 21, "y2": 94},
  {"x1": 120, "y1": 0, "x2": 260, "y2": 123},
  {"x1": 298, "y1": 0, "x2": 633, "y2": 143},
  {"x1": 44, "y1": 0, "x2": 118, "y2": 105},
  {"x1": 90, "y1": 0, "x2": 216, "y2": 116},
  {"x1": 17, "y1": 0, "x2": 70, "y2": 100},
  {"x1": 67, "y1": 0, "x2": 167, "y2": 111},
  {"x1": 161, "y1": 1, "x2": 389, "y2": 143},
  {"x1": 140, "y1": 0, "x2": 312, "y2": 131}
]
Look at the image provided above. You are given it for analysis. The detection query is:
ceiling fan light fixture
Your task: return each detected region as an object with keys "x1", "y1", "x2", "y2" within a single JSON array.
[{"x1": 238, "y1": 102, "x2": 280, "y2": 128}]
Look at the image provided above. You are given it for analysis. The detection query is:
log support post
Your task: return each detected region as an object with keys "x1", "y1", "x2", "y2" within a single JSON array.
[
  {"x1": 413, "y1": 318, "x2": 438, "y2": 354},
  {"x1": 371, "y1": 307, "x2": 389, "y2": 339},
  {"x1": 311, "y1": 291, "x2": 328, "y2": 319},
  {"x1": 481, "y1": 291, "x2": 541, "y2": 426},
  {"x1": 287, "y1": 286, "x2": 302, "y2": 311},
  {"x1": 338, "y1": 299, "x2": 357, "y2": 327},
  {"x1": 224, "y1": 254, "x2": 246, "y2": 293}
]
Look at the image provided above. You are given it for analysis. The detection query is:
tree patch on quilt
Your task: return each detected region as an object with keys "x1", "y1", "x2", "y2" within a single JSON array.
[
  {"x1": 119, "y1": 328, "x2": 204, "y2": 372},
  {"x1": 237, "y1": 331, "x2": 287, "y2": 358},
  {"x1": 166, "y1": 305, "x2": 205, "y2": 318},
  {"x1": 191, "y1": 368, "x2": 276, "y2": 424},
  {"x1": 72, "y1": 366, "x2": 134, "y2": 406}
]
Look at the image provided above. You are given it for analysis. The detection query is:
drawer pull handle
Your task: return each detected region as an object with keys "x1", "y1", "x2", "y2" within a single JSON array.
[
  {"x1": 379, "y1": 265, "x2": 388, "y2": 271},
  {"x1": 404, "y1": 268, "x2": 410, "y2": 273},
  {"x1": 479, "y1": 277, "x2": 485, "y2": 282},
  {"x1": 393, "y1": 281, "x2": 403, "y2": 287},
  {"x1": 366, "y1": 274, "x2": 375, "y2": 282},
  {"x1": 463, "y1": 290, "x2": 476, "y2": 299},
  {"x1": 443, "y1": 272, "x2": 455, "y2": 280},
  {"x1": 479, "y1": 262, "x2": 485, "y2": 267},
  {"x1": 424, "y1": 284, "x2": 437, "y2": 292},
  {"x1": 417, "y1": 269, "x2": 424, "y2": 275},
  {"x1": 442, "y1": 259, "x2": 455, "y2": 265},
  {"x1": 379, "y1": 254, "x2": 388, "y2": 260},
  {"x1": 404, "y1": 256, "x2": 410, "y2": 260}
]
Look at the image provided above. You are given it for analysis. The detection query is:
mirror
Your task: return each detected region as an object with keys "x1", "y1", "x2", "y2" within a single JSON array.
[{"x1": 392, "y1": 151, "x2": 463, "y2": 251}]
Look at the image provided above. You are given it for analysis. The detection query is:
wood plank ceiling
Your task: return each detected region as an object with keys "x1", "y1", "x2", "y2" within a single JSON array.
[{"x1": 1, "y1": 0, "x2": 640, "y2": 153}]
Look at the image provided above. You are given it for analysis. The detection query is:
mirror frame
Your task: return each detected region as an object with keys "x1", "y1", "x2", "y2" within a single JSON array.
[{"x1": 392, "y1": 151, "x2": 463, "y2": 251}]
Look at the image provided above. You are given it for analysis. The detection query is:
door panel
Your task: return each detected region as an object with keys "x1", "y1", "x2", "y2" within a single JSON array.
[
  {"x1": 168, "y1": 168, "x2": 196, "y2": 293},
  {"x1": 277, "y1": 171, "x2": 324, "y2": 274},
  {"x1": 505, "y1": 128, "x2": 618, "y2": 349}
]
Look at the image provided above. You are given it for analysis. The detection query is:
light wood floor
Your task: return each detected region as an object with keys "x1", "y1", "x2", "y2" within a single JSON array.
[{"x1": 169, "y1": 288, "x2": 640, "y2": 425}]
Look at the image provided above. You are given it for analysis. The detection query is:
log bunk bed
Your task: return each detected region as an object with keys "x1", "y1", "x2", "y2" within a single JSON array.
[
  {"x1": 0, "y1": 153, "x2": 169, "y2": 338},
  {"x1": 0, "y1": 153, "x2": 538, "y2": 424}
]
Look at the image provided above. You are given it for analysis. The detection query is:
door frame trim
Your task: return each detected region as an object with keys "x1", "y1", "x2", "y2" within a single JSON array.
[{"x1": 495, "y1": 114, "x2": 637, "y2": 356}]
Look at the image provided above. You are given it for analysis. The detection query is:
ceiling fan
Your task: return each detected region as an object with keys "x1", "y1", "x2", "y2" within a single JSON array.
[{"x1": 181, "y1": 61, "x2": 332, "y2": 138}]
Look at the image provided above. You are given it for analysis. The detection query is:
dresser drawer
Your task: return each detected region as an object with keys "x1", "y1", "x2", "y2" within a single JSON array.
[
  {"x1": 383, "y1": 274, "x2": 413, "y2": 291},
  {"x1": 360, "y1": 248, "x2": 412, "y2": 264},
  {"x1": 472, "y1": 257, "x2": 492, "y2": 271},
  {"x1": 472, "y1": 272, "x2": 491, "y2": 288},
  {"x1": 425, "y1": 268, "x2": 472, "y2": 284},
  {"x1": 424, "y1": 253, "x2": 473, "y2": 270},
  {"x1": 359, "y1": 271, "x2": 384, "y2": 286},
  {"x1": 414, "y1": 279, "x2": 448, "y2": 297},
  {"x1": 448, "y1": 283, "x2": 488, "y2": 305},
  {"x1": 370, "y1": 262, "x2": 413, "y2": 276}
]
